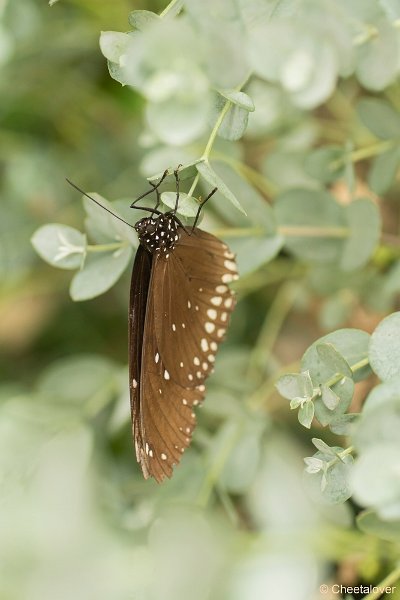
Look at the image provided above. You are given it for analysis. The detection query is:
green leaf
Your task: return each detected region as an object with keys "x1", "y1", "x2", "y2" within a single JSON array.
[
  {"x1": 83, "y1": 195, "x2": 136, "y2": 245},
  {"x1": 298, "y1": 400, "x2": 315, "y2": 428},
  {"x1": 304, "y1": 146, "x2": 346, "y2": 184},
  {"x1": 196, "y1": 161, "x2": 247, "y2": 215},
  {"x1": 357, "y1": 98, "x2": 400, "y2": 139},
  {"x1": 340, "y1": 198, "x2": 381, "y2": 271},
  {"x1": 357, "y1": 510, "x2": 400, "y2": 542},
  {"x1": 304, "y1": 449, "x2": 353, "y2": 504},
  {"x1": 31, "y1": 224, "x2": 86, "y2": 270},
  {"x1": 379, "y1": 0, "x2": 400, "y2": 19},
  {"x1": 275, "y1": 188, "x2": 346, "y2": 264},
  {"x1": 37, "y1": 355, "x2": 116, "y2": 405},
  {"x1": 218, "y1": 90, "x2": 255, "y2": 112},
  {"x1": 355, "y1": 19, "x2": 400, "y2": 91},
  {"x1": 315, "y1": 377, "x2": 355, "y2": 427},
  {"x1": 312, "y1": 438, "x2": 336, "y2": 455},
  {"x1": 128, "y1": 10, "x2": 160, "y2": 30},
  {"x1": 219, "y1": 422, "x2": 264, "y2": 494},
  {"x1": 321, "y1": 385, "x2": 340, "y2": 410},
  {"x1": 146, "y1": 95, "x2": 210, "y2": 146},
  {"x1": 302, "y1": 329, "x2": 371, "y2": 384},
  {"x1": 368, "y1": 146, "x2": 400, "y2": 194},
  {"x1": 275, "y1": 371, "x2": 314, "y2": 400},
  {"x1": 329, "y1": 414, "x2": 359, "y2": 436},
  {"x1": 161, "y1": 192, "x2": 199, "y2": 217},
  {"x1": 70, "y1": 246, "x2": 132, "y2": 301},
  {"x1": 354, "y1": 397, "x2": 400, "y2": 452},
  {"x1": 369, "y1": 312, "x2": 400, "y2": 381},
  {"x1": 351, "y1": 443, "x2": 400, "y2": 518},
  {"x1": 316, "y1": 343, "x2": 353, "y2": 378},
  {"x1": 217, "y1": 104, "x2": 249, "y2": 141},
  {"x1": 99, "y1": 31, "x2": 132, "y2": 64}
]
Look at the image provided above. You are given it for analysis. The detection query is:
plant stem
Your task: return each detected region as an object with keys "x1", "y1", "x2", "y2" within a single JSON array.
[
  {"x1": 331, "y1": 140, "x2": 396, "y2": 170},
  {"x1": 160, "y1": 0, "x2": 182, "y2": 18},
  {"x1": 211, "y1": 151, "x2": 278, "y2": 196},
  {"x1": 200, "y1": 75, "x2": 250, "y2": 163},
  {"x1": 188, "y1": 172, "x2": 199, "y2": 197},
  {"x1": 278, "y1": 226, "x2": 349, "y2": 238},
  {"x1": 362, "y1": 565, "x2": 400, "y2": 600},
  {"x1": 86, "y1": 242, "x2": 128, "y2": 253},
  {"x1": 326, "y1": 357, "x2": 369, "y2": 389}
]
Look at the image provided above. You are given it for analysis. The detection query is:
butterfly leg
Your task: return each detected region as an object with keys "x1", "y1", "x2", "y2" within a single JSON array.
[
  {"x1": 173, "y1": 164, "x2": 183, "y2": 214},
  {"x1": 191, "y1": 187, "x2": 218, "y2": 231},
  {"x1": 130, "y1": 169, "x2": 169, "y2": 208}
]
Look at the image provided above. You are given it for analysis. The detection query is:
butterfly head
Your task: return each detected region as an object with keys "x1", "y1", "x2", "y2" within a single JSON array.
[{"x1": 135, "y1": 213, "x2": 180, "y2": 254}]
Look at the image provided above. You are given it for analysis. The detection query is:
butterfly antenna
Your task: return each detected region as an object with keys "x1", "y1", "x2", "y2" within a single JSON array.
[
  {"x1": 66, "y1": 178, "x2": 136, "y2": 229},
  {"x1": 191, "y1": 187, "x2": 218, "y2": 231}
]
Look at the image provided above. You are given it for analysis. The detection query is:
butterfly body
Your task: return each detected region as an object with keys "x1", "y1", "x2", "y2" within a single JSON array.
[{"x1": 129, "y1": 214, "x2": 238, "y2": 483}]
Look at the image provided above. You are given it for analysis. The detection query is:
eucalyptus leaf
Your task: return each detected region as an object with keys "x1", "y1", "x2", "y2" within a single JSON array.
[
  {"x1": 99, "y1": 31, "x2": 132, "y2": 64},
  {"x1": 128, "y1": 10, "x2": 160, "y2": 30},
  {"x1": 302, "y1": 329, "x2": 371, "y2": 384},
  {"x1": 217, "y1": 104, "x2": 249, "y2": 141},
  {"x1": 355, "y1": 19, "x2": 400, "y2": 91},
  {"x1": 70, "y1": 246, "x2": 132, "y2": 301},
  {"x1": 275, "y1": 188, "x2": 346, "y2": 264},
  {"x1": 321, "y1": 385, "x2": 340, "y2": 410},
  {"x1": 196, "y1": 161, "x2": 246, "y2": 215},
  {"x1": 340, "y1": 198, "x2": 381, "y2": 271},
  {"x1": 275, "y1": 371, "x2": 314, "y2": 400},
  {"x1": 83, "y1": 194, "x2": 136, "y2": 245},
  {"x1": 316, "y1": 343, "x2": 353, "y2": 378},
  {"x1": 161, "y1": 192, "x2": 199, "y2": 217},
  {"x1": 304, "y1": 450, "x2": 353, "y2": 504},
  {"x1": 218, "y1": 90, "x2": 255, "y2": 111},
  {"x1": 351, "y1": 443, "x2": 400, "y2": 516},
  {"x1": 368, "y1": 145, "x2": 400, "y2": 194},
  {"x1": 329, "y1": 414, "x2": 359, "y2": 436},
  {"x1": 304, "y1": 146, "x2": 345, "y2": 184},
  {"x1": 357, "y1": 98, "x2": 400, "y2": 139},
  {"x1": 312, "y1": 438, "x2": 336, "y2": 455},
  {"x1": 357, "y1": 510, "x2": 400, "y2": 542},
  {"x1": 31, "y1": 224, "x2": 86, "y2": 270},
  {"x1": 314, "y1": 377, "x2": 354, "y2": 427},
  {"x1": 298, "y1": 400, "x2": 315, "y2": 428},
  {"x1": 369, "y1": 312, "x2": 400, "y2": 381}
]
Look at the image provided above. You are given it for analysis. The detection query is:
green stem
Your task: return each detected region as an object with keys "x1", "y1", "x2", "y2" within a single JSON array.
[
  {"x1": 331, "y1": 140, "x2": 396, "y2": 170},
  {"x1": 325, "y1": 357, "x2": 369, "y2": 389},
  {"x1": 278, "y1": 226, "x2": 349, "y2": 238},
  {"x1": 362, "y1": 565, "x2": 400, "y2": 600},
  {"x1": 160, "y1": 0, "x2": 182, "y2": 18},
  {"x1": 200, "y1": 75, "x2": 250, "y2": 163},
  {"x1": 188, "y1": 172, "x2": 199, "y2": 197},
  {"x1": 86, "y1": 242, "x2": 128, "y2": 253}
]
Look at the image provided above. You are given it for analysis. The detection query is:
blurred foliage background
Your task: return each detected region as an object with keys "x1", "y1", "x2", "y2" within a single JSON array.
[{"x1": 2, "y1": 1, "x2": 400, "y2": 599}]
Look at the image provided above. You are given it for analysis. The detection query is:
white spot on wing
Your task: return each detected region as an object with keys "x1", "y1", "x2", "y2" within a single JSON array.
[
  {"x1": 211, "y1": 296, "x2": 222, "y2": 306},
  {"x1": 224, "y1": 297, "x2": 233, "y2": 308},
  {"x1": 224, "y1": 259, "x2": 236, "y2": 271},
  {"x1": 205, "y1": 322, "x2": 215, "y2": 334},
  {"x1": 207, "y1": 308, "x2": 217, "y2": 320},
  {"x1": 222, "y1": 273, "x2": 234, "y2": 283},
  {"x1": 201, "y1": 338, "x2": 208, "y2": 352},
  {"x1": 164, "y1": 369, "x2": 170, "y2": 380},
  {"x1": 172, "y1": 323, "x2": 176, "y2": 331},
  {"x1": 161, "y1": 453, "x2": 167, "y2": 460},
  {"x1": 210, "y1": 341, "x2": 217, "y2": 351},
  {"x1": 193, "y1": 357, "x2": 200, "y2": 366},
  {"x1": 216, "y1": 285, "x2": 228, "y2": 294},
  {"x1": 155, "y1": 352, "x2": 159, "y2": 364},
  {"x1": 132, "y1": 379, "x2": 137, "y2": 388}
]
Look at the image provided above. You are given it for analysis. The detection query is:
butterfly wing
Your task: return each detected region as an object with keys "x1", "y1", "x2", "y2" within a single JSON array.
[
  {"x1": 130, "y1": 227, "x2": 237, "y2": 483},
  {"x1": 153, "y1": 227, "x2": 237, "y2": 388},
  {"x1": 128, "y1": 245, "x2": 153, "y2": 478},
  {"x1": 134, "y1": 254, "x2": 205, "y2": 482}
]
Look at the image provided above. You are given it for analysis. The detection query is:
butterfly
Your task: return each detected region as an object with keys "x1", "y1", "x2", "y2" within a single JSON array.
[{"x1": 68, "y1": 168, "x2": 238, "y2": 482}]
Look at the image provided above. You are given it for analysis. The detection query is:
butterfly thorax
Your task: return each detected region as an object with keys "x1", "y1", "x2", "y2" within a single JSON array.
[{"x1": 134, "y1": 213, "x2": 180, "y2": 254}]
